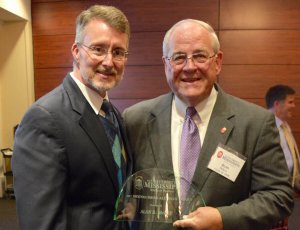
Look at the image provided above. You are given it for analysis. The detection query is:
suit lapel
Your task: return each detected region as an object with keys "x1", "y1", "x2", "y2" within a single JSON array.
[
  {"x1": 147, "y1": 93, "x2": 173, "y2": 171},
  {"x1": 63, "y1": 74, "x2": 119, "y2": 194},
  {"x1": 79, "y1": 108, "x2": 119, "y2": 193},
  {"x1": 192, "y1": 86, "x2": 234, "y2": 191}
]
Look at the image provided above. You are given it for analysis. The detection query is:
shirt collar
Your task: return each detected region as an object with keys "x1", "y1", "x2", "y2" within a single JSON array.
[
  {"x1": 275, "y1": 116, "x2": 291, "y2": 131},
  {"x1": 174, "y1": 86, "x2": 218, "y2": 122},
  {"x1": 70, "y1": 72, "x2": 107, "y2": 114},
  {"x1": 275, "y1": 116, "x2": 284, "y2": 128}
]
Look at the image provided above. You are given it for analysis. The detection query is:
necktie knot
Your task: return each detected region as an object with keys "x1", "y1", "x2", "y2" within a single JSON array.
[
  {"x1": 101, "y1": 100, "x2": 114, "y2": 123},
  {"x1": 186, "y1": 107, "x2": 197, "y2": 119},
  {"x1": 101, "y1": 99, "x2": 113, "y2": 114}
]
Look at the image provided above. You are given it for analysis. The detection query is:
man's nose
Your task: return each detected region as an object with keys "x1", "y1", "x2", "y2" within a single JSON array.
[{"x1": 101, "y1": 52, "x2": 114, "y2": 66}]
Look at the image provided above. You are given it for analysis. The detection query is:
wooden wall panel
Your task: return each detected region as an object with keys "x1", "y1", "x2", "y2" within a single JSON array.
[
  {"x1": 110, "y1": 99, "x2": 145, "y2": 113},
  {"x1": 35, "y1": 68, "x2": 71, "y2": 99},
  {"x1": 220, "y1": 0, "x2": 300, "y2": 29},
  {"x1": 220, "y1": 30, "x2": 300, "y2": 65},
  {"x1": 33, "y1": 35, "x2": 74, "y2": 68},
  {"x1": 32, "y1": 0, "x2": 300, "y2": 143},
  {"x1": 220, "y1": 65, "x2": 300, "y2": 98},
  {"x1": 32, "y1": 0, "x2": 61, "y2": 2},
  {"x1": 294, "y1": 134, "x2": 300, "y2": 148},
  {"x1": 35, "y1": 66, "x2": 168, "y2": 99},
  {"x1": 125, "y1": 32, "x2": 164, "y2": 66},
  {"x1": 109, "y1": 66, "x2": 169, "y2": 99},
  {"x1": 32, "y1": 0, "x2": 220, "y2": 102},
  {"x1": 291, "y1": 103, "x2": 300, "y2": 132},
  {"x1": 218, "y1": 0, "x2": 300, "y2": 141},
  {"x1": 32, "y1": 0, "x2": 219, "y2": 35},
  {"x1": 32, "y1": 1, "x2": 82, "y2": 36},
  {"x1": 33, "y1": 32, "x2": 164, "y2": 68}
]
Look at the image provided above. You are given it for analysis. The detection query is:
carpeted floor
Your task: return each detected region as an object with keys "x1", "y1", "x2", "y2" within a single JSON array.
[
  {"x1": 0, "y1": 198, "x2": 18, "y2": 230},
  {"x1": 0, "y1": 198, "x2": 300, "y2": 230},
  {"x1": 288, "y1": 197, "x2": 300, "y2": 229}
]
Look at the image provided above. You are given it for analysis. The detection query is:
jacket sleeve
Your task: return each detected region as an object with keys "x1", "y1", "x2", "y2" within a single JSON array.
[
  {"x1": 12, "y1": 105, "x2": 68, "y2": 230},
  {"x1": 218, "y1": 112, "x2": 294, "y2": 230}
]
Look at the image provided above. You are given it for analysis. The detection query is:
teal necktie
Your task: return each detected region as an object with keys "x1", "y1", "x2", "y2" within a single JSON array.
[{"x1": 101, "y1": 100, "x2": 123, "y2": 190}]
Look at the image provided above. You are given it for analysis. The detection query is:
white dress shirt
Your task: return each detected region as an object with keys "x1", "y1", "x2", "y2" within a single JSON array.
[{"x1": 171, "y1": 87, "x2": 218, "y2": 195}]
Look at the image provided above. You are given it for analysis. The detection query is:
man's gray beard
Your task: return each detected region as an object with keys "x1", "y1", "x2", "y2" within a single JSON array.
[
  {"x1": 84, "y1": 74, "x2": 120, "y2": 96},
  {"x1": 88, "y1": 77, "x2": 111, "y2": 95}
]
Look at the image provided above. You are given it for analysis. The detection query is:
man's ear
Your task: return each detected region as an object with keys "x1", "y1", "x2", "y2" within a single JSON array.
[
  {"x1": 71, "y1": 42, "x2": 80, "y2": 63},
  {"x1": 274, "y1": 100, "x2": 280, "y2": 108},
  {"x1": 215, "y1": 51, "x2": 223, "y2": 75},
  {"x1": 162, "y1": 56, "x2": 169, "y2": 73}
]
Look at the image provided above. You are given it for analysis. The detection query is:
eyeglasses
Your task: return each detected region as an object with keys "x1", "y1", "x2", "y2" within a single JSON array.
[
  {"x1": 77, "y1": 43, "x2": 129, "y2": 62},
  {"x1": 165, "y1": 52, "x2": 216, "y2": 66}
]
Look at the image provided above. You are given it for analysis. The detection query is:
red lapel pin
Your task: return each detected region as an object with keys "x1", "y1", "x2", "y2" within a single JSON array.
[{"x1": 220, "y1": 127, "x2": 227, "y2": 134}]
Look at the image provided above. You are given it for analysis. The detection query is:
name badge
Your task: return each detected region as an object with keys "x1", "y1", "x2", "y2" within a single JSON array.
[{"x1": 207, "y1": 143, "x2": 246, "y2": 182}]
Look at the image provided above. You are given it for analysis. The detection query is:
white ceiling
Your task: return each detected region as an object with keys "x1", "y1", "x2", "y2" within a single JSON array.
[{"x1": 0, "y1": 7, "x2": 24, "y2": 21}]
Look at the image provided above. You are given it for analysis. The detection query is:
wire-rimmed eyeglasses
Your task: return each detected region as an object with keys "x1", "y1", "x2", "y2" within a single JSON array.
[
  {"x1": 164, "y1": 52, "x2": 216, "y2": 66},
  {"x1": 77, "y1": 43, "x2": 129, "y2": 62}
]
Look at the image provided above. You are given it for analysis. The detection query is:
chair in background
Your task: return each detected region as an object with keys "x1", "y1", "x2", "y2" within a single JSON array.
[{"x1": 1, "y1": 148, "x2": 14, "y2": 198}]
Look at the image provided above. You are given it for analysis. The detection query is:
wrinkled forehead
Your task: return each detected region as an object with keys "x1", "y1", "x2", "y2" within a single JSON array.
[{"x1": 166, "y1": 23, "x2": 213, "y2": 54}]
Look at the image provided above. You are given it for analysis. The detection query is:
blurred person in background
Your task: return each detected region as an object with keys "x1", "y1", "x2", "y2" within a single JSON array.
[{"x1": 266, "y1": 84, "x2": 300, "y2": 193}]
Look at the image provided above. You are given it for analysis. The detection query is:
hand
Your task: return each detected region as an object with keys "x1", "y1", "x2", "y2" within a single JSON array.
[
  {"x1": 116, "y1": 202, "x2": 136, "y2": 221},
  {"x1": 173, "y1": 206, "x2": 224, "y2": 230}
]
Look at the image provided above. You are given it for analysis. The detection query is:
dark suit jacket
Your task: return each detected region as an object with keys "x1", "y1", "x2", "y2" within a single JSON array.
[
  {"x1": 12, "y1": 74, "x2": 132, "y2": 230},
  {"x1": 123, "y1": 85, "x2": 294, "y2": 230}
]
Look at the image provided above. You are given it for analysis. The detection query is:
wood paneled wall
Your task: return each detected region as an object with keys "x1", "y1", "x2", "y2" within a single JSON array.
[{"x1": 32, "y1": 0, "x2": 300, "y2": 143}]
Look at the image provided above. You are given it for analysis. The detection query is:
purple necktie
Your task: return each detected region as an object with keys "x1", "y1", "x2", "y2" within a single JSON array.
[{"x1": 180, "y1": 107, "x2": 201, "y2": 202}]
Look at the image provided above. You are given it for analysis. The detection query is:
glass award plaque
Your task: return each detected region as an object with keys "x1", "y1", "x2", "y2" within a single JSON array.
[{"x1": 114, "y1": 168, "x2": 205, "y2": 223}]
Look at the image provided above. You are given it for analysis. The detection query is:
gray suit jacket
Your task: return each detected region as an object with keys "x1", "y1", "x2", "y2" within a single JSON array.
[
  {"x1": 123, "y1": 85, "x2": 293, "y2": 230},
  {"x1": 12, "y1": 74, "x2": 132, "y2": 230}
]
